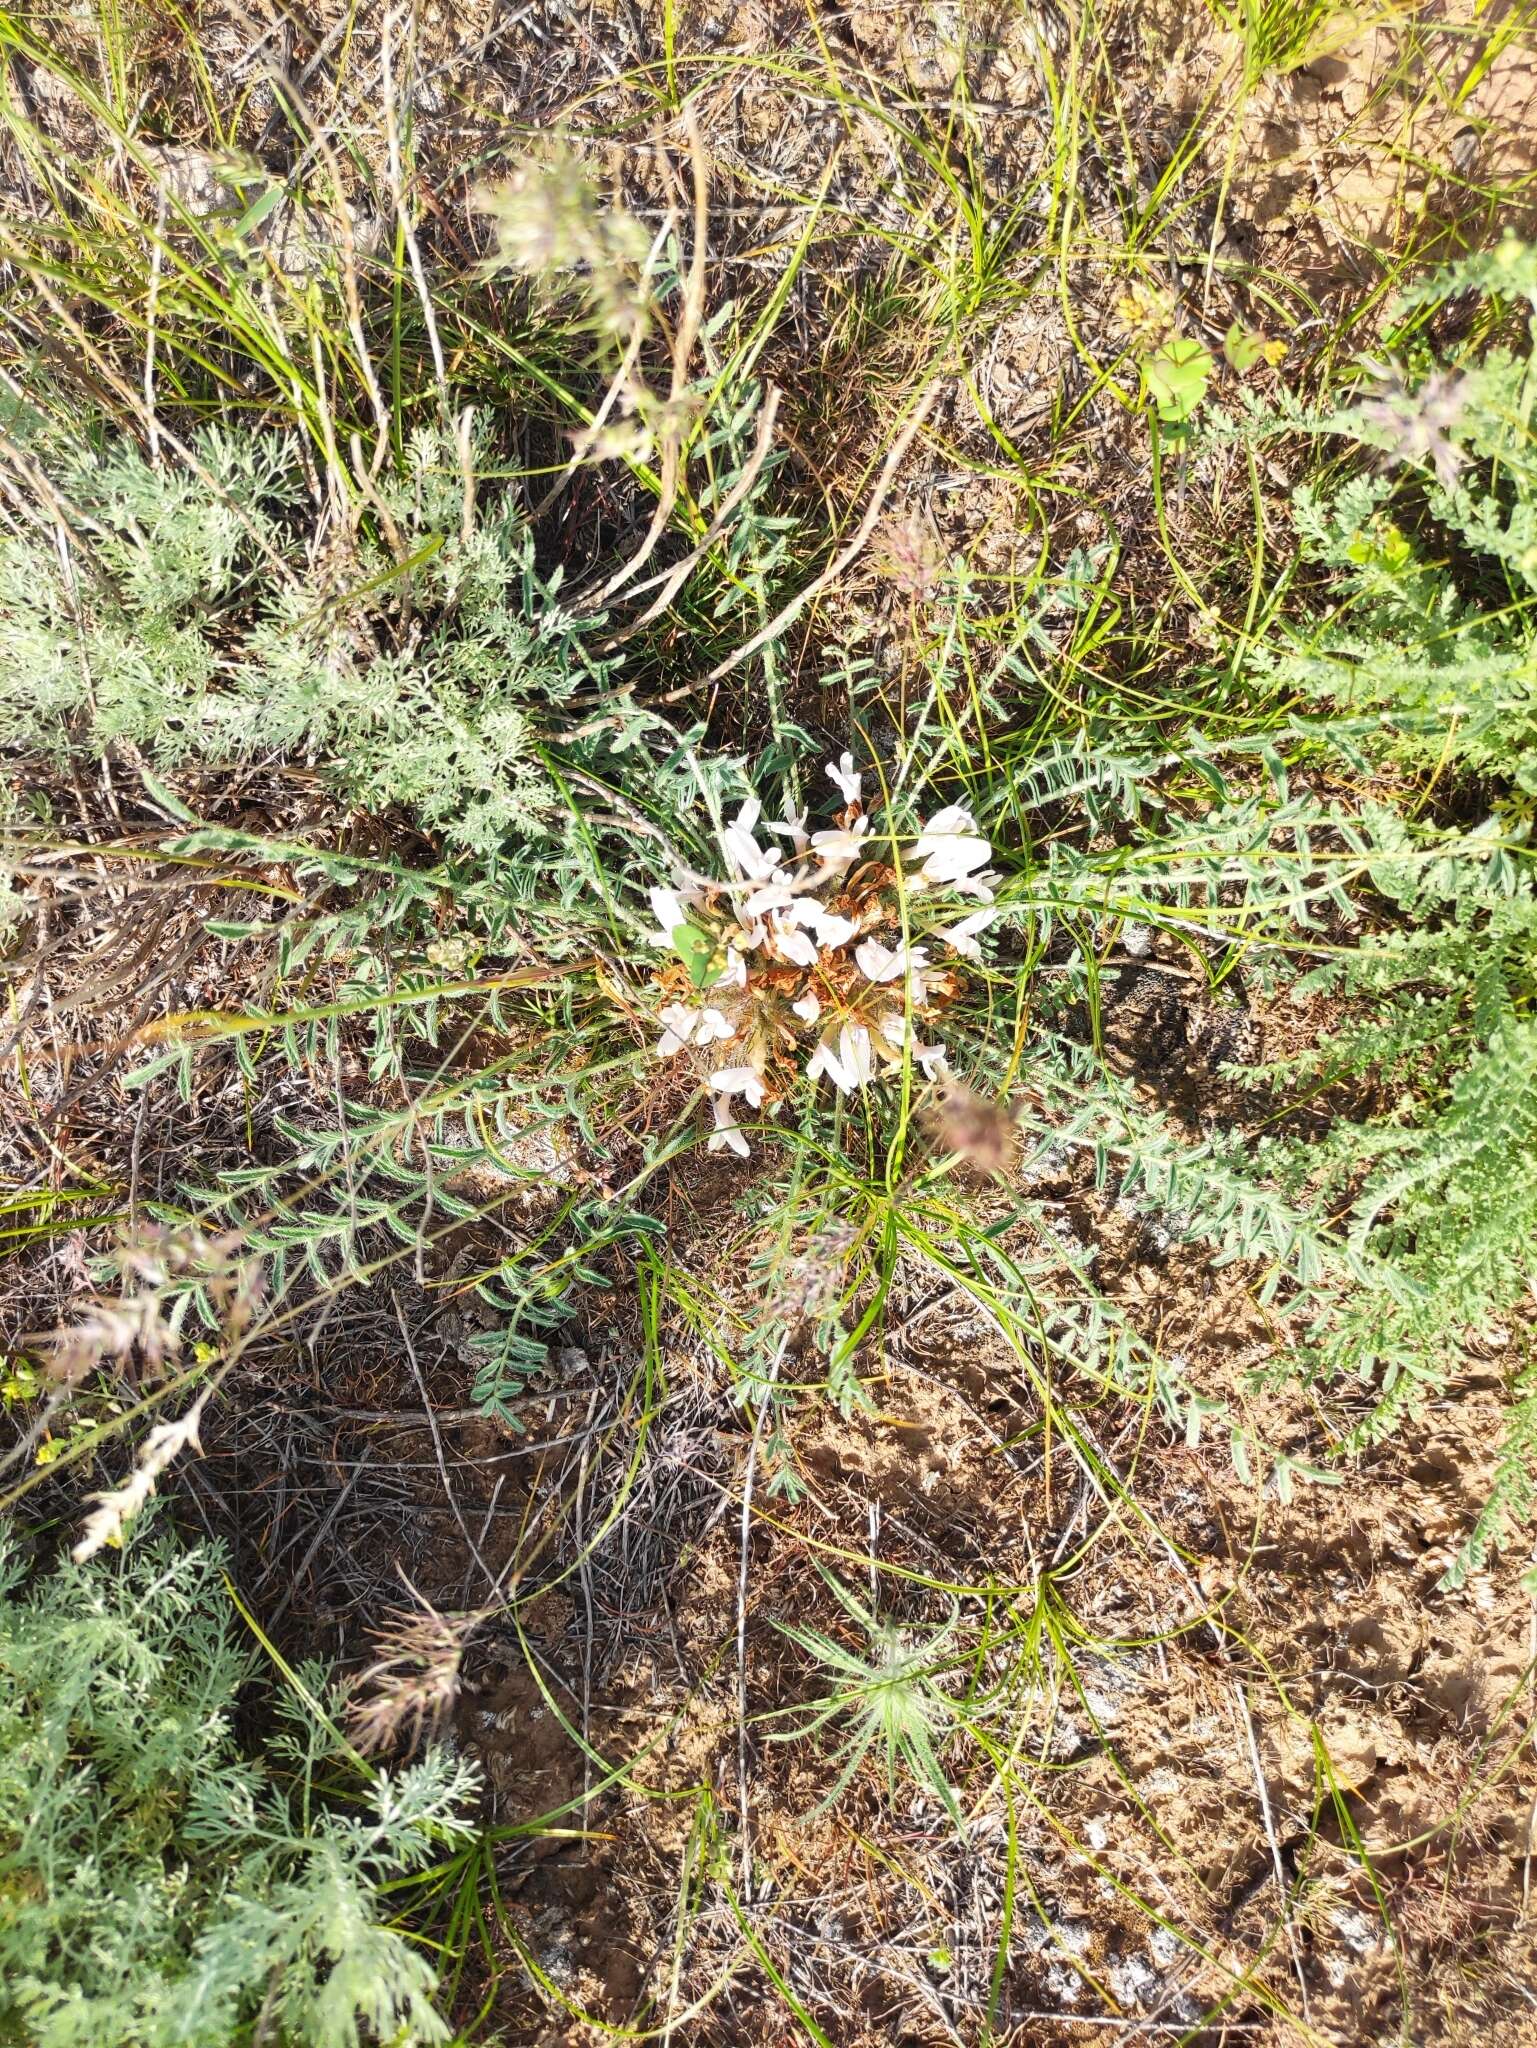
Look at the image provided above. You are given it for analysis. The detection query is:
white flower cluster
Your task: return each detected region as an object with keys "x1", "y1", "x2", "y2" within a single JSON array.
[{"x1": 645, "y1": 755, "x2": 997, "y2": 1156}]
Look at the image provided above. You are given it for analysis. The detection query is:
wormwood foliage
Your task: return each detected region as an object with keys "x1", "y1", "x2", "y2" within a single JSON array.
[
  {"x1": 0, "y1": 1529, "x2": 477, "y2": 2048},
  {"x1": 0, "y1": 404, "x2": 651, "y2": 857}
]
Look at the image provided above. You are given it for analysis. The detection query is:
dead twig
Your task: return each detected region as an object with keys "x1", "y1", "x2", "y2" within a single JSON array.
[
  {"x1": 691, "y1": 375, "x2": 945, "y2": 693},
  {"x1": 592, "y1": 104, "x2": 711, "y2": 605},
  {"x1": 736, "y1": 1330, "x2": 787, "y2": 1897},
  {"x1": 1233, "y1": 1678, "x2": 1312, "y2": 2030},
  {"x1": 599, "y1": 385, "x2": 782, "y2": 649}
]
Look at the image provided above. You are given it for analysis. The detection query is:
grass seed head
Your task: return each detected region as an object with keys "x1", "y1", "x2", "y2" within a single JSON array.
[{"x1": 346, "y1": 1599, "x2": 485, "y2": 1757}]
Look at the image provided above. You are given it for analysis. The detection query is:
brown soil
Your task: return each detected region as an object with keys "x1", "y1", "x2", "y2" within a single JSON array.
[
  {"x1": 164, "y1": 948, "x2": 1535, "y2": 2043},
  {"x1": 249, "y1": 1190, "x2": 1536, "y2": 2046}
]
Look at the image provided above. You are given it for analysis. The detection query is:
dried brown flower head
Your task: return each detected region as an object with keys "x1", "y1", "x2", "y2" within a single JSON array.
[
  {"x1": 30, "y1": 1226, "x2": 263, "y2": 1384},
  {"x1": 71, "y1": 1394, "x2": 208, "y2": 1562},
  {"x1": 772, "y1": 1219, "x2": 859, "y2": 1325},
  {"x1": 1357, "y1": 367, "x2": 1467, "y2": 490},
  {"x1": 923, "y1": 1082, "x2": 1017, "y2": 1179},
  {"x1": 874, "y1": 511, "x2": 943, "y2": 599},
  {"x1": 472, "y1": 143, "x2": 650, "y2": 342}
]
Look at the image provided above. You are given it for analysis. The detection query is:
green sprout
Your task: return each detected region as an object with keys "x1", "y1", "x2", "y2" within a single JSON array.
[{"x1": 768, "y1": 1568, "x2": 971, "y2": 1835}]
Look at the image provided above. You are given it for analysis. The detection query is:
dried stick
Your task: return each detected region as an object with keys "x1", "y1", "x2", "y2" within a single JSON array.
[
  {"x1": 736, "y1": 1331, "x2": 787, "y2": 1895},
  {"x1": 698, "y1": 375, "x2": 944, "y2": 690},
  {"x1": 593, "y1": 104, "x2": 711, "y2": 604},
  {"x1": 262, "y1": 63, "x2": 393, "y2": 479},
  {"x1": 530, "y1": 293, "x2": 654, "y2": 527},
  {"x1": 600, "y1": 385, "x2": 781, "y2": 649},
  {"x1": 1233, "y1": 1678, "x2": 1312, "y2": 2029},
  {"x1": 381, "y1": 9, "x2": 447, "y2": 408}
]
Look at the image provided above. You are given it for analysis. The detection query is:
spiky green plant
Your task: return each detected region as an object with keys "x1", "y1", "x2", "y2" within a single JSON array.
[
  {"x1": 1230, "y1": 238, "x2": 1537, "y2": 1578},
  {"x1": 767, "y1": 1568, "x2": 970, "y2": 1832}
]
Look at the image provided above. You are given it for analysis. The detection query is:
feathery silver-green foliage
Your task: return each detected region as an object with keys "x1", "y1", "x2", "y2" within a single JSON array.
[
  {"x1": 0, "y1": 1527, "x2": 478, "y2": 2048},
  {"x1": 0, "y1": 404, "x2": 643, "y2": 856}
]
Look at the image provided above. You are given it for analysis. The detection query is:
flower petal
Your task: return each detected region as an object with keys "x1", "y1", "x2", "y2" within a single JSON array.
[
  {"x1": 782, "y1": 897, "x2": 824, "y2": 929},
  {"x1": 838, "y1": 1023, "x2": 875, "y2": 1088},
  {"x1": 810, "y1": 908, "x2": 859, "y2": 949},
  {"x1": 707, "y1": 1096, "x2": 750, "y2": 1157},
  {"x1": 947, "y1": 870, "x2": 997, "y2": 904},
  {"x1": 826, "y1": 751, "x2": 862, "y2": 807},
  {"x1": 808, "y1": 819, "x2": 870, "y2": 876},
  {"x1": 708, "y1": 1065, "x2": 765, "y2": 1108},
  {"x1": 855, "y1": 938, "x2": 930, "y2": 990},
  {"x1": 655, "y1": 1001, "x2": 699, "y2": 1056},
  {"x1": 855, "y1": 937, "x2": 902, "y2": 982},
  {"x1": 805, "y1": 1038, "x2": 853, "y2": 1092},
  {"x1": 938, "y1": 910, "x2": 993, "y2": 962},
  {"x1": 744, "y1": 880, "x2": 798, "y2": 917},
  {"x1": 781, "y1": 898, "x2": 859, "y2": 950},
  {"x1": 767, "y1": 810, "x2": 810, "y2": 854},
  {"x1": 922, "y1": 844, "x2": 990, "y2": 885},
  {"x1": 915, "y1": 802, "x2": 977, "y2": 841},
  {"x1": 647, "y1": 885, "x2": 687, "y2": 942},
  {"x1": 723, "y1": 825, "x2": 777, "y2": 882},
  {"x1": 772, "y1": 922, "x2": 819, "y2": 968},
  {"x1": 791, "y1": 991, "x2": 822, "y2": 1024},
  {"x1": 722, "y1": 799, "x2": 778, "y2": 883},
  {"x1": 913, "y1": 804, "x2": 991, "y2": 884},
  {"x1": 695, "y1": 1007, "x2": 736, "y2": 1047}
]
